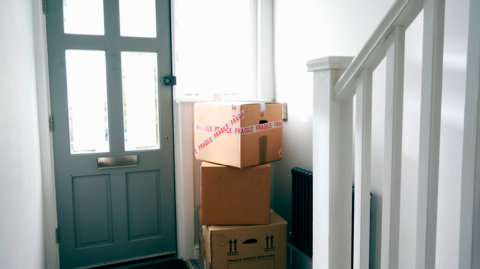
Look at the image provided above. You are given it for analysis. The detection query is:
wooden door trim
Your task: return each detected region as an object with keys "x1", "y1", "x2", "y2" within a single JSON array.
[{"x1": 32, "y1": 1, "x2": 60, "y2": 268}]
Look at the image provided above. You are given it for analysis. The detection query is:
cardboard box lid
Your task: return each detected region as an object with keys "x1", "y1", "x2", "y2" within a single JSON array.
[
  {"x1": 200, "y1": 209, "x2": 287, "y2": 242},
  {"x1": 194, "y1": 102, "x2": 283, "y2": 127},
  {"x1": 206, "y1": 211, "x2": 286, "y2": 234},
  {"x1": 201, "y1": 162, "x2": 270, "y2": 169}
]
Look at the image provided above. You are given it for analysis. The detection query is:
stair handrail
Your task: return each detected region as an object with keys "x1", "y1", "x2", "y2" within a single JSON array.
[{"x1": 333, "y1": 0, "x2": 423, "y2": 102}]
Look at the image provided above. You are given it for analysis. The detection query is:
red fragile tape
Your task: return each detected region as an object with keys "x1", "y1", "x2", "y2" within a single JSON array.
[
  {"x1": 194, "y1": 110, "x2": 246, "y2": 155},
  {"x1": 196, "y1": 120, "x2": 283, "y2": 136},
  {"x1": 194, "y1": 111, "x2": 283, "y2": 156}
]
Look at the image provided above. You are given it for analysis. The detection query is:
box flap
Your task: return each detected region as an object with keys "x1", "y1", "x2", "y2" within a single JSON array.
[
  {"x1": 208, "y1": 212, "x2": 285, "y2": 231},
  {"x1": 201, "y1": 162, "x2": 270, "y2": 169}
]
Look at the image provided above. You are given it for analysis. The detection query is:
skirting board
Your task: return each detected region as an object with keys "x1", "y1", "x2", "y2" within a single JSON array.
[{"x1": 288, "y1": 243, "x2": 312, "y2": 269}]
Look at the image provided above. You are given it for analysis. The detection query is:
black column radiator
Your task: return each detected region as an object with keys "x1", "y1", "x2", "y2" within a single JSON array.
[
  {"x1": 291, "y1": 167, "x2": 313, "y2": 257},
  {"x1": 291, "y1": 167, "x2": 371, "y2": 267}
]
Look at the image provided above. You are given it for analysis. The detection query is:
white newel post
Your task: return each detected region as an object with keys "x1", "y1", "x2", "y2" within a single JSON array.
[{"x1": 308, "y1": 56, "x2": 354, "y2": 269}]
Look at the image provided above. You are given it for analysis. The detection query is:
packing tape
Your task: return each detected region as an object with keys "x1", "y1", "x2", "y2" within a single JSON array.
[
  {"x1": 278, "y1": 148, "x2": 283, "y2": 158},
  {"x1": 260, "y1": 103, "x2": 266, "y2": 116},
  {"x1": 194, "y1": 110, "x2": 247, "y2": 155},
  {"x1": 196, "y1": 120, "x2": 283, "y2": 135},
  {"x1": 194, "y1": 116, "x2": 283, "y2": 156}
]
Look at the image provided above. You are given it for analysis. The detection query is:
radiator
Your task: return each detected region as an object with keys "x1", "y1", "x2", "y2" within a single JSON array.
[
  {"x1": 291, "y1": 167, "x2": 313, "y2": 257},
  {"x1": 291, "y1": 168, "x2": 370, "y2": 265}
]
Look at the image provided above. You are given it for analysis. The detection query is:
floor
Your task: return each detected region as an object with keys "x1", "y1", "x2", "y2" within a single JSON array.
[
  {"x1": 133, "y1": 260, "x2": 189, "y2": 269},
  {"x1": 186, "y1": 259, "x2": 295, "y2": 269},
  {"x1": 93, "y1": 257, "x2": 188, "y2": 269},
  {"x1": 185, "y1": 260, "x2": 202, "y2": 269}
]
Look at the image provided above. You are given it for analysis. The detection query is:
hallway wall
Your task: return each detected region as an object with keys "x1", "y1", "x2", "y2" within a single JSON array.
[
  {"x1": 0, "y1": 0, "x2": 45, "y2": 268},
  {"x1": 271, "y1": 1, "x2": 393, "y2": 266}
]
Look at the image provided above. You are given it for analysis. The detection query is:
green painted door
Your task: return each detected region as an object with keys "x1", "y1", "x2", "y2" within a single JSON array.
[{"x1": 46, "y1": 1, "x2": 176, "y2": 268}]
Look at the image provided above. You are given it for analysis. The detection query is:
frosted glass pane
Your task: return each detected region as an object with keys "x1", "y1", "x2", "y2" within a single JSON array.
[
  {"x1": 121, "y1": 52, "x2": 159, "y2": 151},
  {"x1": 120, "y1": 0, "x2": 157, "y2": 38},
  {"x1": 63, "y1": 0, "x2": 104, "y2": 35},
  {"x1": 65, "y1": 50, "x2": 109, "y2": 154},
  {"x1": 174, "y1": 0, "x2": 253, "y2": 97}
]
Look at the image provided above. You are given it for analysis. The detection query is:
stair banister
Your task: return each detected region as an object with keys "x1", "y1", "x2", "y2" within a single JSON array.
[
  {"x1": 458, "y1": 0, "x2": 480, "y2": 268},
  {"x1": 333, "y1": 0, "x2": 423, "y2": 102},
  {"x1": 307, "y1": 0, "x2": 459, "y2": 268},
  {"x1": 381, "y1": 25, "x2": 406, "y2": 269},
  {"x1": 353, "y1": 67, "x2": 373, "y2": 269},
  {"x1": 415, "y1": 0, "x2": 445, "y2": 268}
]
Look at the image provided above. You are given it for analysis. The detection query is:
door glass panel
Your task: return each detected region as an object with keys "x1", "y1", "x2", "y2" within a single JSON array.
[
  {"x1": 121, "y1": 52, "x2": 159, "y2": 151},
  {"x1": 65, "y1": 50, "x2": 109, "y2": 154},
  {"x1": 119, "y1": 0, "x2": 157, "y2": 38},
  {"x1": 63, "y1": 0, "x2": 105, "y2": 35}
]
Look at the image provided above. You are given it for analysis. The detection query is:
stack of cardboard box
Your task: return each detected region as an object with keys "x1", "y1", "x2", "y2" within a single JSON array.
[{"x1": 194, "y1": 102, "x2": 288, "y2": 269}]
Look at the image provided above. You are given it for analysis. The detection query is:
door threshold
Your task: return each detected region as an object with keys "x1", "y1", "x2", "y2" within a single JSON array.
[{"x1": 78, "y1": 252, "x2": 177, "y2": 269}]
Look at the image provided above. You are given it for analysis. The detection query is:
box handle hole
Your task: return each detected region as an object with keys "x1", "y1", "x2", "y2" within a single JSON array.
[
  {"x1": 243, "y1": 238, "x2": 258, "y2": 244},
  {"x1": 259, "y1": 120, "x2": 268, "y2": 125}
]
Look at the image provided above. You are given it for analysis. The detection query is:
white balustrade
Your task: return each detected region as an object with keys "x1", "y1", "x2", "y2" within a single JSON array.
[
  {"x1": 353, "y1": 68, "x2": 373, "y2": 269},
  {"x1": 415, "y1": 0, "x2": 445, "y2": 268},
  {"x1": 308, "y1": 0, "x2": 480, "y2": 268},
  {"x1": 458, "y1": 0, "x2": 480, "y2": 268},
  {"x1": 381, "y1": 25, "x2": 406, "y2": 269}
]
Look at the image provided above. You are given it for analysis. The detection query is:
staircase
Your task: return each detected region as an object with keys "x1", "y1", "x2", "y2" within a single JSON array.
[{"x1": 307, "y1": 0, "x2": 480, "y2": 268}]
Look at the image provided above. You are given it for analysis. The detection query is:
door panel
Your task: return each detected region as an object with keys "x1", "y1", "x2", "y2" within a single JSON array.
[
  {"x1": 46, "y1": 1, "x2": 176, "y2": 268},
  {"x1": 73, "y1": 175, "x2": 113, "y2": 248},
  {"x1": 126, "y1": 171, "x2": 162, "y2": 241}
]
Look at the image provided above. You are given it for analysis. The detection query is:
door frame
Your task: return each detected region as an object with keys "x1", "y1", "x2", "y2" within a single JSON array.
[{"x1": 33, "y1": 1, "x2": 195, "y2": 268}]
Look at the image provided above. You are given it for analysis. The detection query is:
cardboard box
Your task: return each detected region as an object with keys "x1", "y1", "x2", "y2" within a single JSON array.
[
  {"x1": 201, "y1": 162, "x2": 271, "y2": 225},
  {"x1": 200, "y1": 237, "x2": 206, "y2": 269},
  {"x1": 194, "y1": 102, "x2": 283, "y2": 168},
  {"x1": 198, "y1": 207, "x2": 288, "y2": 269}
]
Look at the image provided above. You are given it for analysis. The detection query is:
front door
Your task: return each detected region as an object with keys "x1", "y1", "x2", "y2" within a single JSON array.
[{"x1": 46, "y1": 1, "x2": 176, "y2": 268}]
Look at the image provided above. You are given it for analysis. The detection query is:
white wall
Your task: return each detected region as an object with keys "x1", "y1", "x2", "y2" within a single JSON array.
[
  {"x1": 272, "y1": 0, "x2": 394, "y2": 250},
  {"x1": 0, "y1": 0, "x2": 45, "y2": 268},
  {"x1": 272, "y1": 0, "x2": 469, "y2": 268}
]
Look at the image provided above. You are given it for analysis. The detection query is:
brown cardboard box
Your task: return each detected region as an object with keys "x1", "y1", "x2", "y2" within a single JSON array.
[
  {"x1": 201, "y1": 162, "x2": 271, "y2": 225},
  {"x1": 194, "y1": 102, "x2": 283, "y2": 168},
  {"x1": 198, "y1": 207, "x2": 288, "y2": 269}
]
